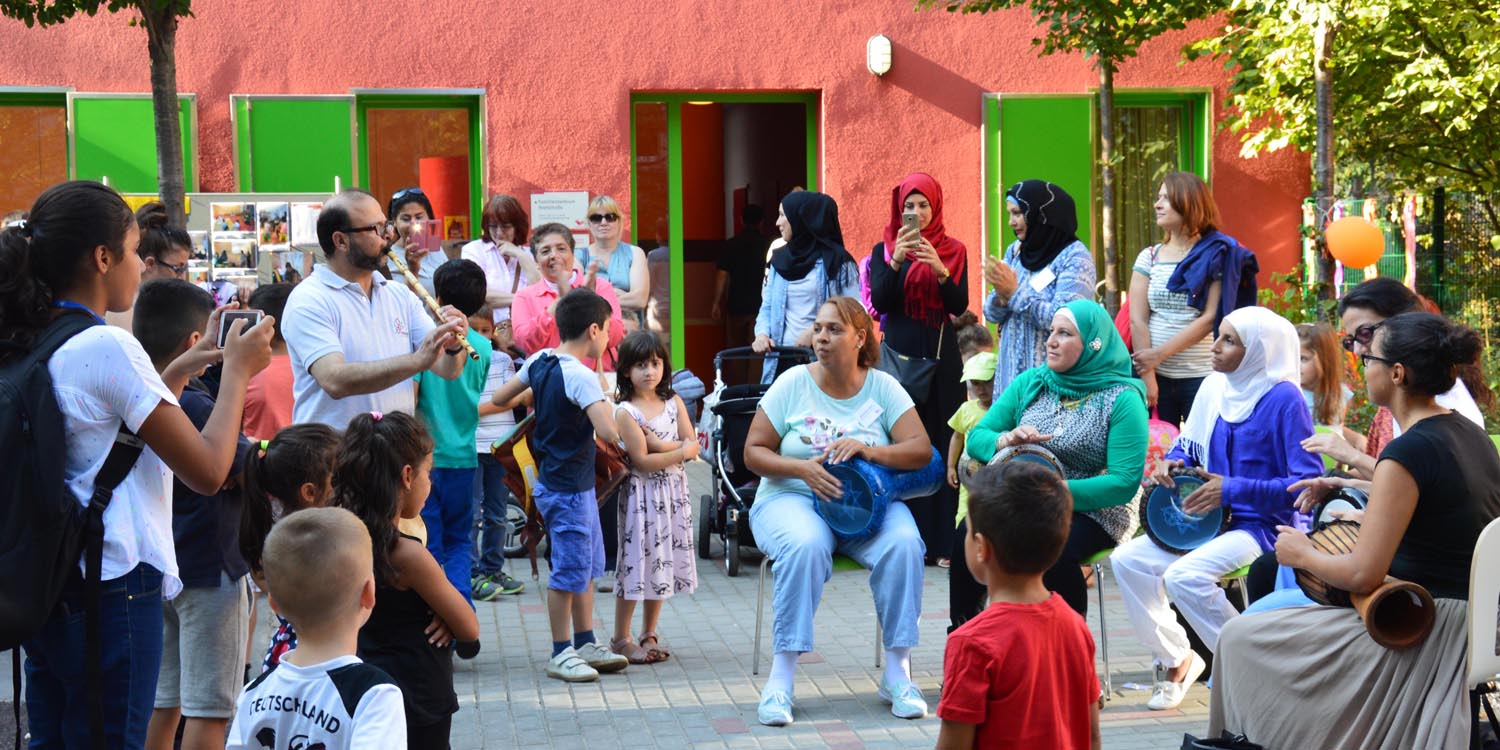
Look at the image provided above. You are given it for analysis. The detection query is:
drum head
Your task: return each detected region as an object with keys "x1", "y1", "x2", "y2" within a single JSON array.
[
  {"x1": 991, "y1": 444, "x2": 1064, "y2": 477},
  {"x1": 1143, "y1": 475, "x2": 1226, "y2": 554},
  {"x1": 819, "y1": 463, "x2": 883, "y2": 540},
  {"x1": 1312, "y1": 487, "x2": 1369, "y2": 530}
]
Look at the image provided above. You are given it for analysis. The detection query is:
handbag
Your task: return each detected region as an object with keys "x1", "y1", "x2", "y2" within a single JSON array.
[
  {"x1": 1180, "y1": 732, "x2": 1263, "y2": 750},
  {"x1": 876, "y1": 321, "x2": 945, "y2": 405}
]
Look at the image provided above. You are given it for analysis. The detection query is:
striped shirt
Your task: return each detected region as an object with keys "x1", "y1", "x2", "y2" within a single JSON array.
[{"x1": 1133, "y1": 246, "x2": 1214, "y2": 379}]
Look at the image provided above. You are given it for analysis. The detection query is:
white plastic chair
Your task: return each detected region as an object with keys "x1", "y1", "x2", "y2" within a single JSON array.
[{"x1": 1467, "y1": 517, "x2": 1500, "y2": 748}]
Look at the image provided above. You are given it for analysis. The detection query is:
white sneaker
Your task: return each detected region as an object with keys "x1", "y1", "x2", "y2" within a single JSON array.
[
  {"x1": 878, "y1": 678, "x2": 929, "y2": 719},
  {"x1": 1147, "y1": 652, "x2": 1205, "y2": 710},
  {"x1": 757, "y1": 689, "x2": 794, "y2": 726},
  {"x1": 546, "y1": 647, "x2": 599, "y2": 682},
  {"x1": 574, "y1": 641, "x2": 629, "y2": 673}
]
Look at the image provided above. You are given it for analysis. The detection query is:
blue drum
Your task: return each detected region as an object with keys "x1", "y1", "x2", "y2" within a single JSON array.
[
  {"x1": 1142, "y1": 470, "x2": 1230, "y2": 554},
  {"x1": 818, "y1": 447, "x2": 945, "y2": 542}
]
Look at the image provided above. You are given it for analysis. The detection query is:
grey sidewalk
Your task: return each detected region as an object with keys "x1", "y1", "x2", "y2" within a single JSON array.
[{"x1": 0, "y1": 460, "x2": 1212, "y2": 748}]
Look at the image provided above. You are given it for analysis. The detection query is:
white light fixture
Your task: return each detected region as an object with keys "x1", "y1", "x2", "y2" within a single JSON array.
[{"x1": 867, "y1": 34, "x2": 893, "y2": 77}]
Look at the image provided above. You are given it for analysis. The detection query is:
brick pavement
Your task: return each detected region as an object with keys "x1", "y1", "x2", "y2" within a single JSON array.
[{"x1": 0, "y1": 460, "x2": 1213, "y2": 749}]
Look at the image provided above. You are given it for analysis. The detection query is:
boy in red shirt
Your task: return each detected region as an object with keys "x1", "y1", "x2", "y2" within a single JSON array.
[{"x1": 936, "y1": 461, "x2": 1102, "y2": 750}]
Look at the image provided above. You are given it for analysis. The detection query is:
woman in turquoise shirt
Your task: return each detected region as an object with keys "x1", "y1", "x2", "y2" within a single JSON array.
[{"x1": 966, "y1": 299, "x2": 1147, "y2": 620}]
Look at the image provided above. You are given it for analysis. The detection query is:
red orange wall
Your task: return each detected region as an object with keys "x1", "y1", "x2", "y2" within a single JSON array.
[{"x1": 0, "y1": 2, "x2": 1308, "y2": 308}]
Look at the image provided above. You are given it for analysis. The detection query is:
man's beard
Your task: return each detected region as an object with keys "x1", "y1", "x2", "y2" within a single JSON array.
[{"x1": 348, "y1": 245, "x2": 386, "y2": 271}]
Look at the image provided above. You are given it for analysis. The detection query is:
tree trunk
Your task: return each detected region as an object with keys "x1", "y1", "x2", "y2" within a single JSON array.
[
  {"x1": 142, "y1": 1, "x2": 185, "y2": 228},
  {"x1": 1313, "y1": 6, "x2": 1336, "y2": 305},
  {"x1": 1099, "y1": 61, "x2": 1119, "y2": 315}
]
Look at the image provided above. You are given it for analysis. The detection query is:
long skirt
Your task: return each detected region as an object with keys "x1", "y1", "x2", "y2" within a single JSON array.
[{"x1": 1209, "y1": 599, "x2": 1469, "y2": 750}]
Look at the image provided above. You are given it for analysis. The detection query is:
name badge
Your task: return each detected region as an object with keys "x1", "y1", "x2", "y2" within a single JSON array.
[
  {"x1": 1029, "y1": 267, "x2": 1057, "y2": 292},
  {"x1": 853, "y1": 400, "x2": 884, "y2": 428}
]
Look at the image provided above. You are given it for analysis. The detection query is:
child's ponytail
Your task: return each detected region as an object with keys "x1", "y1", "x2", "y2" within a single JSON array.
[
  {"x1": 239, "y1": 423, "x2": 340, "y2": 574},
  {"x1": 333, "y1": 412, "x2": 434, "y2": 583}
]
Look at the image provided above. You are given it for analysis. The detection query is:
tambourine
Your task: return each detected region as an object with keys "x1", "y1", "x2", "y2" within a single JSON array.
[
  {"x1": 991, "y1": 443, "x2": 1065, "y2": 476},
  {"x1": 818, "y1": 447, "x2": 945, "y2": 542},
  {"x1": 1142, "y1": 468, "x2": 1230, "y2": 554},
  {"x1": 1311, "y1": 486, "x2": 1369, "y2": 529},
  {"x1": 1294, "y1": 519, "x2": 1436, "y2": 649}
]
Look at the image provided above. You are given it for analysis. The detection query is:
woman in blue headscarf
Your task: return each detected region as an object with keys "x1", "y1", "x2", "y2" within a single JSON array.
[{"x1": 753, "y1": 191, "x2": 860, "y2": 383}]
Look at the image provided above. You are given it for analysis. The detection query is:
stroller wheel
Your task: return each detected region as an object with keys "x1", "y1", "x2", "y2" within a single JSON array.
[{"x1": 697, "y1": 494, "x2": 715, "y2": 560}]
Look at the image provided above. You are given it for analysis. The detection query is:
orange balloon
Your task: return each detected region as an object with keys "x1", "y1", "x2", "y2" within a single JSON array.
[{"x1": 1325, "y1": 216, "x2": 1385, "y2": 268}]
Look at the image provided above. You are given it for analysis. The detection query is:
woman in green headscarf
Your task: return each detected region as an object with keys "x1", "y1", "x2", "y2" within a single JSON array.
[{"x1": 965, "y1": 299, "x2": 1148, "y2": 617}]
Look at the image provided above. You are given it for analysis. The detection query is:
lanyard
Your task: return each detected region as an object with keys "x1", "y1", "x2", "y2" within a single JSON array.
[{"x1": 54, "y1": 300, "x2": 105, "y2": 325}]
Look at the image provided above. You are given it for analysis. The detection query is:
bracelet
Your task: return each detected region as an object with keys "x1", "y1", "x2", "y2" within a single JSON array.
[{"x1": 444, "y1": 346, "x2": 463, "y2": 356}]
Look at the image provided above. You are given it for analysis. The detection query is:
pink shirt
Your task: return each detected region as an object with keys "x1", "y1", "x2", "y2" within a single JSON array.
[
  {"x1": 243, "y1": 353, "x2": 294, "y2": 440},
  {"x1": 512, "y1": 272, "x2": 625, "y2": 371}
]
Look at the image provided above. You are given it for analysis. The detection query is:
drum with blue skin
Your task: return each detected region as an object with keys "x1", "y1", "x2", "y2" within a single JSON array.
[
  {"x1": 818, "y1": 446, "x2": 945, "y2": 542},
  {"x1": 1142, "y1": 469, "x2": 1231, "y2": 554}
]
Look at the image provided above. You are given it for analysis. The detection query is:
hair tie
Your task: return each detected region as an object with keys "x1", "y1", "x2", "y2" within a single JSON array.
[
  {"x1": 5, "y1": 219, "x2": 30, "y2": 239},
  {"x1": 257, "y1": 439, "x2": 270, "y2": 458},
  {"x1": 371, "y1": 411, "x2": 383, "y2": 421}
]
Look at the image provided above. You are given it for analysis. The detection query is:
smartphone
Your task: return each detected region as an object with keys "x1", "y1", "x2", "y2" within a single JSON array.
[
  {"x1": 407, "y1": 219, "x2": 443, "y2": 254},
  {"x1": 218, "y1": 310, "x2": 264, "y2": 348},
  {"x1": 901, "y1": 211, "x2": 920, "y2": 234}
]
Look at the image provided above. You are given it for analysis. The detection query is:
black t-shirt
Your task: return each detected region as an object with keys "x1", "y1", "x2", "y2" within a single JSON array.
[
  {"x1": 717, "y1": 229, "x2": 771, "y2": 315},
  {"x1": 172, "y1": 379, "x2": 253, "y2": 586},
  {"x1": 1378, "y1": 412, "x2": 1500, "y2": 599}
]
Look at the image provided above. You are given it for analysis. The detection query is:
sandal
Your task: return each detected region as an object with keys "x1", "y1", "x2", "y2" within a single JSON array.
[
  {"x1": 638, "y1": 631, "x2": 671, "y2": 662},
  {"x1": 610, "y1": 637, "x2": 657, "y2": 665},
  {"x1": 936, "y1": 557, "x2": 951, "y2": 569}
]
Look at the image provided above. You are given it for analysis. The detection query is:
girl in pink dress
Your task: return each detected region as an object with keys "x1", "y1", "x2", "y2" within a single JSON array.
[{"x1": 610, "y1": 331, "x2": 699, "y2": 663}]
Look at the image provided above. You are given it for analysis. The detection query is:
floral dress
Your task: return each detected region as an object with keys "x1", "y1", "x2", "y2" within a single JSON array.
[{"x1": 615, "y1": 400, "x2": 697, "y2": 600}]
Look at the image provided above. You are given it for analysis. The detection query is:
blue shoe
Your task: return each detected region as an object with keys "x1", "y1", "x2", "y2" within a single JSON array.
[
  {"x1": 757, "y1": 689, "x2": 794, "y2": 726},
  {"x1": 878, "y1": 678, "x2": 928, "y2": 719}
]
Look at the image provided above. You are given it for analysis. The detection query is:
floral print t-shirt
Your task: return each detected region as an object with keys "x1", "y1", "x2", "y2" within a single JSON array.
[{"x1": 755, "y1": 364, "x2": 916, "y2": 500}]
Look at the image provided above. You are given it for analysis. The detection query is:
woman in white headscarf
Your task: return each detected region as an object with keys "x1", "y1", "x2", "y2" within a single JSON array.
[{"x1": 1109, "y1": 307, "x2": 1323, "y2": 711}]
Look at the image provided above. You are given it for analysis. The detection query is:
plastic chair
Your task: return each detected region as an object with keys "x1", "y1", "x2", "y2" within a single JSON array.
[
  {"x1": 1466, "y1": 517, "x2": 1500, "y2": 748},
  {"x1": 752, "y1": 554, "x2": 882, "y2": 675},
  {"x1": 1489, "y1": 434, "x2": 1500, "y2": 456},
  {"x1": 1082, "y1": 547, "x2": 1115, "y2": 699},
  {"x1": 1219, "y1": 563, "x2": 1253, "y2": 602},
  {"x1": 1313, "y1": 425, "x2": 1341, "y2": 471}
]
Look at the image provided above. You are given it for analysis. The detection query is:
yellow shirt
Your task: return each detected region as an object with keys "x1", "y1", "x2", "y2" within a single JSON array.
[{"x1": 947, "y1": 399, "x2": 989, "y2": 527}]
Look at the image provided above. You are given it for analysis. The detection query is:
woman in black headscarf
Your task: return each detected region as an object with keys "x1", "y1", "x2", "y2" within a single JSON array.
[
  {"x1": 753, "y1": 191, "x2": 860, "y2": 383},
  {"x1": 982, "y1": 179, "x2": 1098, "y2": 397}
]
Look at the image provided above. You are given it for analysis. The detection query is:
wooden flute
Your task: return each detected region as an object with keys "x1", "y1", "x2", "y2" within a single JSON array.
[{"x1": 385, "y1": 248, "x2": 479, "y2": 360}]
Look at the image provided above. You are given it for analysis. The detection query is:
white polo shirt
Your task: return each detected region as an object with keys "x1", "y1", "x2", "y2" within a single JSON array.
[{"x1": 283, "y1": 264, "x2": 435, "y2": 428}]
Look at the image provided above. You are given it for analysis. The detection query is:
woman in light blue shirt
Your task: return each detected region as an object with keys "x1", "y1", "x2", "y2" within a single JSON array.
[
  {"x1": 983, "y1": 180, "x2": 1097, "y2": 397},
  {"x1": 752, "y1": 191, "x2": 859, "y2": 383}
]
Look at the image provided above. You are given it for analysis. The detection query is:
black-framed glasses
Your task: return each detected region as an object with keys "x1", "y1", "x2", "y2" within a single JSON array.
[
  {"x1": 158, "y1": 260, "x2": 189, "y2": 277},
  {"x1": 588, "y1": 213, "x2": 619, "y2": 224},
  {"x1": 1360, "y1": 352, "x2": 1397, "y2": 369},
  {"x1": 342, "y1": 222, "x2": 394, "y2": 237},
  {"x1": 1341, "y1": 322, "x2": 1383, "y2": 352}
]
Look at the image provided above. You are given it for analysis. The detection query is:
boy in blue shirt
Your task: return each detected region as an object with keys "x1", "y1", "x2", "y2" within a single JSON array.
[
  {"x1": 490, "y1": 288, "x2": 629, "y2": 682},
  {"x1": 415, "y1": 259, "x2": 492, "y2": 605}
]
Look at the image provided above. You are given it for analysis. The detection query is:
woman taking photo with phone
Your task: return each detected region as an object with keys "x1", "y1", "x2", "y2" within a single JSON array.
[
  {"x1": 867, "y1": 172, "x2": 968, "y2": 565},
  {"x1": 983, "y1": 179, "x2": 1096, "y2": 397}
]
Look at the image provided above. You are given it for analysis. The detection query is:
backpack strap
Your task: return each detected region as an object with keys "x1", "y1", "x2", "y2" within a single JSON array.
[{"x1": 85, "y1": 427, "x2": 144, "y2": 750}]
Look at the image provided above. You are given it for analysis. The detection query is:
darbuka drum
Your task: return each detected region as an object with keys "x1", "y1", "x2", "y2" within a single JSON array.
[
  {"x1": 819, "y1": 446, "x2": 945, "y2": 542},
  {"x1": 990, "y1": 443, "x2": 1064, "y2": 476},
  {"x1": 1311, "y1": 486, "x2": 1368, "y2": 529},
  {"x1": 1294, "y1": 519, "x2": 1437, "y2": 649},
  {"x1": 1142, "y1": 469, "x2": 1230, "y2": 554}
]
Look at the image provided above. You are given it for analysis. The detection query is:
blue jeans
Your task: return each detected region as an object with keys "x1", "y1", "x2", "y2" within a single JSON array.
[
  {"x1": 422, "y1": 466, "x2": 477, "y2": 605},
  {"x1": 470, "y1": 453, "x2": 512, "y2": 578},
  {"x1": 24, "y1": 563, "x2": 165, "y2": 750},
  {"x1": 748, "y1": 492, "x2": 925, "y2": 654},
  {"x1": 1154, "y1": 374, "x2": 1206, "y2": 426}
]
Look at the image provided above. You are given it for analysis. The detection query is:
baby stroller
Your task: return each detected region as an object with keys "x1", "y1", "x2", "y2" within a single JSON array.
[{"x1": 695, "y1": 345, "x2": 815, "y2": 576}]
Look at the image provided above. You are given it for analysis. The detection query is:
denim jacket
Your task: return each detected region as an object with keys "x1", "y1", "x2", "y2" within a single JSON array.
[{"x1": 754, "y1": 259, "x2": 860, "y2": 382}]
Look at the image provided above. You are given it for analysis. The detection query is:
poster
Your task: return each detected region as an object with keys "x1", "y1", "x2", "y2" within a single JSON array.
[
  {"x1": 290, "y1": 202, "x2": 322, "y2": 247},
  {"x1": 211, "y1": 202, "x2": 256, "y2": 234},
  {"x1": 213, "y1": 238, "x2": 258, "y2": 269},
  {"x1": 442, "y1": 215, "x2": 470, "y2": 243},
  {"x1": 530, "y1": 190, "x2": 591, "y2": 247},
  {"x1": 257, "y1": 202, "x2": 290, "y2": 251}
]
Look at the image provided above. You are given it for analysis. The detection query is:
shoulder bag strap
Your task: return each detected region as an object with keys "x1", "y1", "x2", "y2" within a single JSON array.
[{"x1": 85, "y1": 427, "x2": 144, "y2": 750}]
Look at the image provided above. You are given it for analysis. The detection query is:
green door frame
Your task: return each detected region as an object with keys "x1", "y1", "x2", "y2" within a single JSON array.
[
  {"x1": 353, "y1": 89, "x2": 486, "y2": 228},
  {"x1": 628, "y1": 91, "x2": 820, "y2": 368}
]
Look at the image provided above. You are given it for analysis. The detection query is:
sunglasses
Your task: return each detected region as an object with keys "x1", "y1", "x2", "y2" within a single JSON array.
[
  {"x1": 588, "y1": 213, "x2": 619, "y2": 224},
  {"x1": 392, "y1": 187, "x2": 425, "y2": 201},
  {"x1": 1340, "y1": 322, "x2": 1383, "y2": 352}
]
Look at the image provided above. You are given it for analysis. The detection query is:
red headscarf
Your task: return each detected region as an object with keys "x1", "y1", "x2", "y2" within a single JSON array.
[{"x1": 882, "y1": 172, "x2": 967, "y2": 327}]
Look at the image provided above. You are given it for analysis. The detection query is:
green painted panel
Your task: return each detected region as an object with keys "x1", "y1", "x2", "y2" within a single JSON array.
[
  {"x1": 243, "y1": 98, "x2": 353, "y2": 193},
  {"x1": 997, "y1": 96, "x2": 1094, "y2": 252},
  {"x1": 72, "y1": 96, "x2": 193, "y2": 193}
]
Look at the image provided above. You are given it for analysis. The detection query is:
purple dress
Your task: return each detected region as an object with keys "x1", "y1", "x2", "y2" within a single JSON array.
[{"x1": 615, "y1": 400, "x2": 698, "y2": 600}]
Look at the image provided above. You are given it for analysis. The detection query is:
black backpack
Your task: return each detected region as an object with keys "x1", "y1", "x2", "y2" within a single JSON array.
[{"x1": 0, "y1": 309, "x2": 143, "y2": 749}]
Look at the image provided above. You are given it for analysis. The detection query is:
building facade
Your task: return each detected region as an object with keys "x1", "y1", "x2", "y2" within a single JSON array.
[{"x1": 0, "y1": 1, "x2": 1308, "y2": 375}]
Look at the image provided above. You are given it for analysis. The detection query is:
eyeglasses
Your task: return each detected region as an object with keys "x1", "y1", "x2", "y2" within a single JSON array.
[
  {"x1": 1340, "y1": 322, "x2": 1383, "y2": 352},
  {"x1": 1360, "y1": 352, "x2": 1397, "y2": 369},
  {"x1": 588, "y1": 213, "x2": 619, "y2": 224},
  {"x1": 161, "y1": 260, "x2": 189, "y2": 277},
  {"x1": 342, "y1": 222, "x2": 394, "y2": 237}
]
